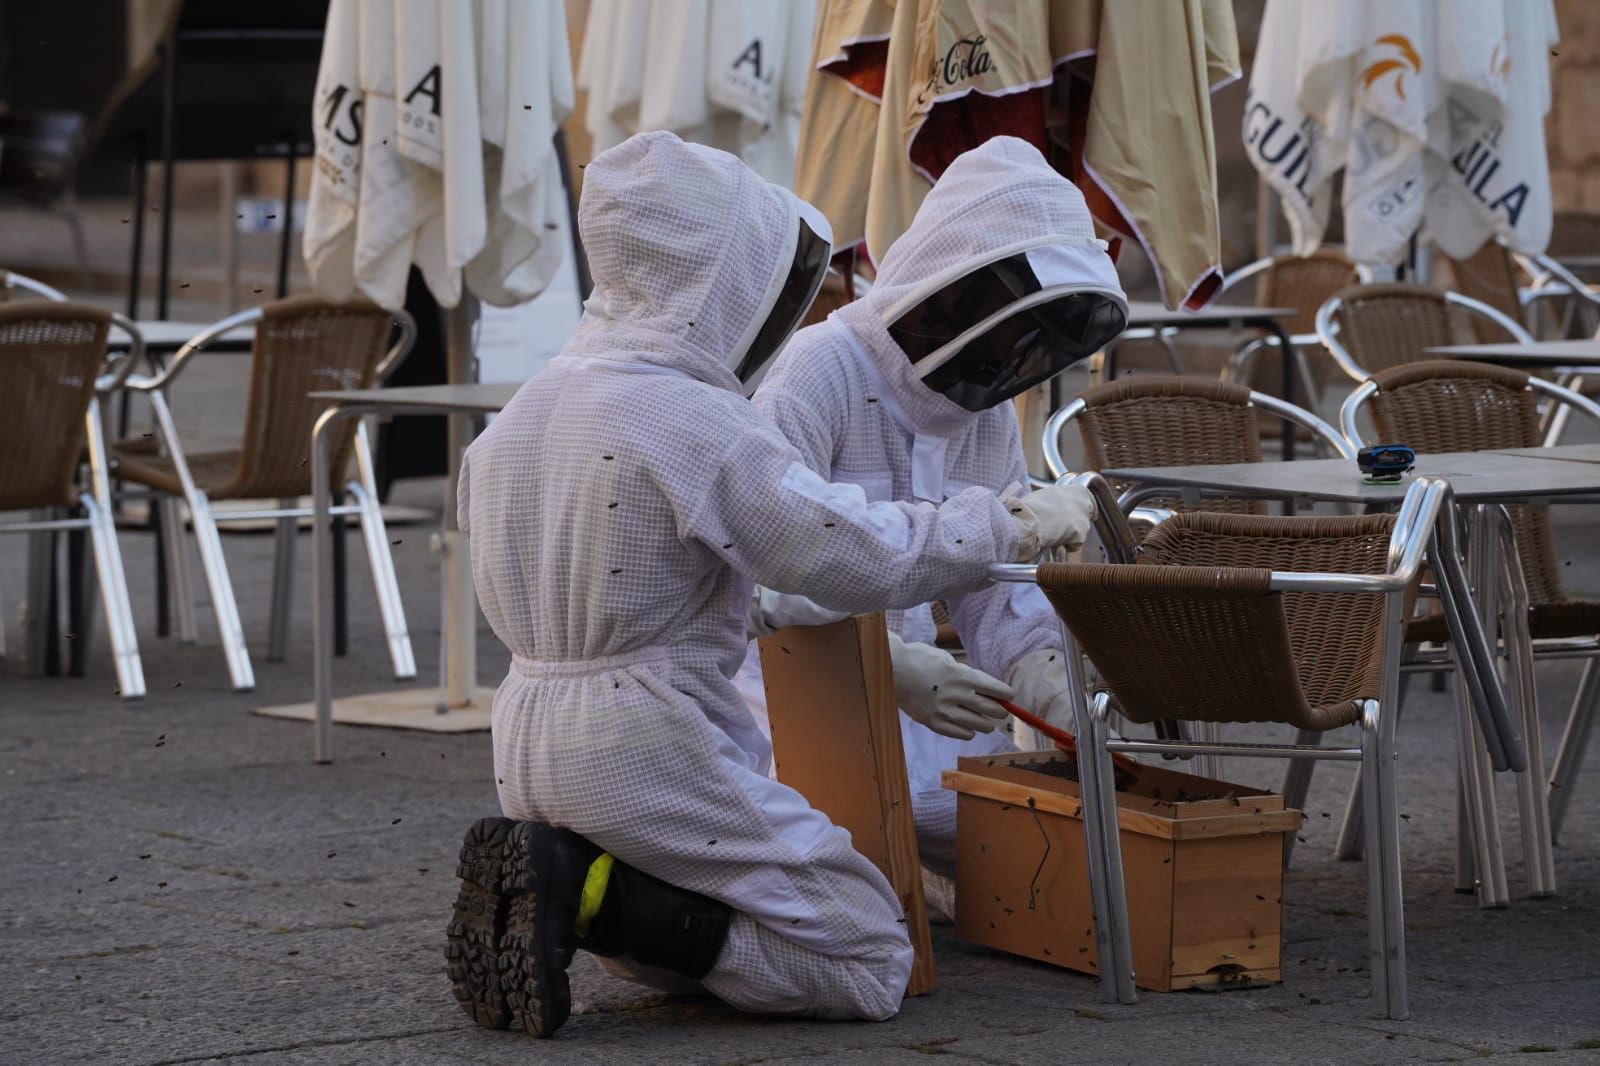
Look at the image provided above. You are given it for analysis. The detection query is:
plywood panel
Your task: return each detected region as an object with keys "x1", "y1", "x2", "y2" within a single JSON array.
[{"x1": 759, "y1": 615, "x2": 934, "y2": 996}]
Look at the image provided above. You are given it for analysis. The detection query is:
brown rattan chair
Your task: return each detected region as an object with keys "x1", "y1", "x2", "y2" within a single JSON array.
[
  {"x1": 0, "y1": 301, "x2": 145, "y2": 698},
  {"x1": 1447, "y1": 240, "x2": 1600, "y2": 344},
  {"x1": 111, "y1": 297, "x2": 416, "y2": 691},
  {"x1": 1315, "y1": 283, "x2": 1533, "y2": 383},
  {"x1": 1342, "y1": 360, "x2": 1600, "y2": 849},
  {"x1": 995, "y1": 477, "x2": 1445, "y2": 1019},
  {"x1": 1216, "y1": 249, "x2": 1363, "y2": 408},
  {"x1": 2, "y1": 269, "x2": 70, "y2": 304},
  {"x1": 1043, "y1": 376, "x2": 1353, "y2": 522}
]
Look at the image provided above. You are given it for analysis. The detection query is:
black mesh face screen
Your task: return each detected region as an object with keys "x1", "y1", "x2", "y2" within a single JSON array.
[
  {"x1": 889, "y1": 253, "x2": 1128, "y2": 411},
  {"x1": 732, "y1": 219, "x2": 831, "y2": 391}
]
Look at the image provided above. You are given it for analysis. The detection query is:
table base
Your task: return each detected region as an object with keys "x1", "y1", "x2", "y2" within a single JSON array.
[{"x1": 254, "y1": 686, "x2": 495, "y2": 734}]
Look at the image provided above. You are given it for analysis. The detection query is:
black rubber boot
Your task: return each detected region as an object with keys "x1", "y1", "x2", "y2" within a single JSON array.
[
  {"x1": 497, "y1": 821, "x2": 604, "y2": 1038},
  {"x1": 578, "y1": 861, "x2": 733, "y2": 981},
  {"x1": 445, "y1": 816, "x2": 520, "y2": 1029}
]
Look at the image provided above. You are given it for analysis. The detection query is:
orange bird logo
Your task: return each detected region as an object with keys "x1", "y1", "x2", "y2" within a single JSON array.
[{"x1": 1361, "y1": 34, "x2": 1423, "y2": 100}]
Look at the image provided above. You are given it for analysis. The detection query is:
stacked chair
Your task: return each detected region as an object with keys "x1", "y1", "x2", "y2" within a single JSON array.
[
  {"x1": 0, "y1": 297, "x2": 145, "y2": 697},
  {"x1": 111, "y1": 297, "x2": 417, "y2": 691}
]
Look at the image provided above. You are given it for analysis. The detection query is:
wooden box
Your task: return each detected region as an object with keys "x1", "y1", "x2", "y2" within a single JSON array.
[{"x1": 943, "y1": 750, "x2": 1302, "y2": 992}]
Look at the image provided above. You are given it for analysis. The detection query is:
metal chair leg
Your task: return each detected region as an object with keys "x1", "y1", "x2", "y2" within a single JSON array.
[
  {"x1": 1500, "y1": 559, "x2": 1556, "y2": 896},
  {"x1": 82, "y1": 495, "x2": 145, "y2": 699},
  {"x1": 350, "y1": 422, "x2": 415, "y2": 679},
  {"x1": 1280, "y1": 727, "x2": 1320, "y2": 868},
  {"x1": 24, "y1": 520, "x2": 54, "y2": 676},
  {"x1": 81, "y1": 400, "x2": 145, "y2": 699},
  {"x1": 1335, "y1": 678, "x2": 1411, "y2": 862},
  {"x1": 348, "y1": 481, "x2": 416, "y2": 679},
  {"x1": 158, "y1": 496, "x2": 198, "y2": 644},
  {"x1": 267, "y1": 500, "x2": 296, "y2": 662},
  {"x1": 1363, "y1": 699, "x2": 1409, "y2": 1019},
  {"x1": 1062, "y1": 625, "x2": 1136, "y2": 1004},
  {"x1": 67, "y1": 526, "x2": 89, "y2": 677},
  {"x1": 1549, "y1": 658, "x2": 1600, "y2": 843},
  {"x1": 185, "y1": 490, "x2": 255, "y2": 691}
]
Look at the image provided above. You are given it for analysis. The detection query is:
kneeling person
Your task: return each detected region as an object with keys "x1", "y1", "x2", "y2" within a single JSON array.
[{"x1": 449, "y1": 132, "x2": 1097, "y2": 1037}]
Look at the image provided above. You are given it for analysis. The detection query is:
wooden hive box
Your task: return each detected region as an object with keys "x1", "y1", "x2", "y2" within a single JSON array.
[{"x1": 943, "y1": 749, "x2": 1302, "y2": 992}]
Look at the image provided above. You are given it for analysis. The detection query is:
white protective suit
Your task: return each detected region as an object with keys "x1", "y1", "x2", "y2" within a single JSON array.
[
  {"x1": 460, "y1": 132, "x2": 1028, "y2": 1020},
  {"x1": 739, "y1": 138, "x2": 1110, "y2": 867}
]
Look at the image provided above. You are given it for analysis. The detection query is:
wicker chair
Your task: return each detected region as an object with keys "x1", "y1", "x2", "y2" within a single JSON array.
[
  {"x1": 0, "y1": 301, "x2": 146, "y2": 698},
  {"x1": 1342, "y1": 360, "x2": 1600, "y2": 850},
  {"x1": 998, "y1": 477, "x2": 1445, "y2": 1020},
  {"x1": 1448, "y1": 240, "x2": 1600, "y2": 343},
  {"x1": 2, "y1": 269, "x2": 70, "y2": 303},
  {"x1": 1043, "y1": 376, "x2": 1352, "y2": 521},
  {"x1": 112, "y1": 297, "x2": 416, "y2": 691},
  {"x1": 1315, "y1": 283, "x2": 1533, "y2": 383},
  {"x1": 1216, "y1": 249, "x2": 1363, "y2": 410}
]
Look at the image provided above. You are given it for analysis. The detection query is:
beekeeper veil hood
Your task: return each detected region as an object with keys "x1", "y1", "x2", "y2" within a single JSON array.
[
  {"x1": 575, "y1": 131, "x2": 832, "y2": 395},
  {"x1": 858, "y1": 137, "x2": 1128, "y2": 413}
]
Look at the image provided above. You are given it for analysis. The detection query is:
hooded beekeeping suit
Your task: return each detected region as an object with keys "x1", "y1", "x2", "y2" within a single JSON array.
[
  {"x1": 739, "y1": 137, "x2": 1128, "y2": 870},
  {"x1": 454, "y1": 131, "x2": 1095, "y2": 1032}
]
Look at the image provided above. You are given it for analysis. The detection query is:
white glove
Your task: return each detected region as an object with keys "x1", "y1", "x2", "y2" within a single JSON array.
[
  {"x1": 888, "y1": 631, "x2": 1014, "y2": 740},
  {"x1": 746, "y1": 586, "x2": 851, "y2": 639},
  {"x1": 1005, "y1": 647, "x2": 1076, "y2": 736},
  {"x1": 1004, "y1": 481, "x2": 1096, "y2": 561}
]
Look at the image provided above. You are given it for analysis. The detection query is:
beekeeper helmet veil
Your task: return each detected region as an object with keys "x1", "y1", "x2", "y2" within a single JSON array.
[
  {"x1": 577, "y1": 132, "x2": 832, "y2": 396},
  {"x1": 867, "y1": 137, "x2": 1129, "y2": 412}
]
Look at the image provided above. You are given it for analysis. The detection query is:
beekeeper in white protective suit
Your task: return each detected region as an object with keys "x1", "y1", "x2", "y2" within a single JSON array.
[
  {"x1": 448, "y1": 131, "x2": 1098, "y2": 1038},
  {"x1": 739, "y1": 137, "x2": 1129, "y2": 875}
]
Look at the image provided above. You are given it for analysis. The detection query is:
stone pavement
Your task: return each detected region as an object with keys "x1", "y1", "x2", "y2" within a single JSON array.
[{"x1": 4, "y1": 380, "x2": 1600, "y2": 1064}]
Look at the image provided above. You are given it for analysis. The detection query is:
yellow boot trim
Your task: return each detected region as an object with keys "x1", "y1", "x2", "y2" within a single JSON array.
[{"x1": 574, "y1": 852, "x2": 615, "y2": 938}]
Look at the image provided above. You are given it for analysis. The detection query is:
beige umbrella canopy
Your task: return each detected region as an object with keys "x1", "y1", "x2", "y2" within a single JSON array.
[{"x1": 795, "y1": 0, "x2": 1239, "y2": 310}]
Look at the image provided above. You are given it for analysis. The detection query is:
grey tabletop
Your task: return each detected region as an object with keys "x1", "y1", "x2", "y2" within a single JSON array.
[
  {"x1": 107, "y1": 320, "x2": 256, "y2": 352},
  {"x1": 310, "y1": 382, "x2": 523, "y2": 414},
  {"x1": 1125, "y1": 301, "x2": 1293, "y2": 327},
  {"x1": 1103, "y1": 448, "x2": 1600, "y2": 505},
  {"x1": 1491, "y1": 443, "x2": 1600, "y2": 465},
  {"x1": 1427, "y1": 339, "x2": 1600, "y2": 367}
]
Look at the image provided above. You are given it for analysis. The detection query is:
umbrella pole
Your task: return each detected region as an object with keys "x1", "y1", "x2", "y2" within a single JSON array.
[{"x1": 438, "y1": 298, "x2": 480, "y2": 713}]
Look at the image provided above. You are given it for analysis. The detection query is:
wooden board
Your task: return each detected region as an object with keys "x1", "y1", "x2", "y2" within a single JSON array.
[{"x1": 758, "y1": 615, "x2": 935, "y2": 997}]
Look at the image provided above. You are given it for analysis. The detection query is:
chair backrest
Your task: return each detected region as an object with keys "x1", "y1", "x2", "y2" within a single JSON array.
[
  {"x1": 1060, "y1": 376, "x2": 1266, "y2": 514},
  {"x1": 1036, "y1": 511, "x2": 1398, "y2": 732},
  {"x1": 1317, "y1": 282, "x2": 1530, "y2": 381},
  {"x1": 1447, "y1": 241, "x2": 1527, "y2": 342},
  {"x1": 0, "y1": 109, "x2": 86, "y2": 205},
  {"x1": 0, "y1": 301, "x2": 112, "y2": 511},
  {"x1": 1250, "y1": 250, "x2": 1361, "y2": 337},
  {"x1": 1547, "y1": 211, "x2": 1600, "y2": 269},
  {"x1": 1358, "y1": 359, "x2": 1567, "y2": 607},
  {"x1": 223, "y1": 297, "x2": 399, "y2": 500},
  {"x1": 1, "y1": 270, "x2": 69, "y2": 303}
]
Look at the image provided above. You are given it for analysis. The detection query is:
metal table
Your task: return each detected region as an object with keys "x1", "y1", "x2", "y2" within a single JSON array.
[
  {"x1": 109, "y1": 319, "x2": 256, "y2": 354},
  {"x1": 304, "y1": 383, "x2": 521, "y2": 763},
  {"x1": 1103, "y1": 449, "x2": 1600, "y2": 906},
  {"x1": 1428, "y1": 339, "x2": 1600, "y2": 369},
  {"x1": 1111, "y1": 303, "x2": 1302, "y2": 461}
]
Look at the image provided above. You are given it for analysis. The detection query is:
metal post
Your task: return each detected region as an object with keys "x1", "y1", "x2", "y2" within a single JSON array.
[
  {"x1": 276, "y1": 148, "x2": 295, "y2": 299},
  {"x1": 311, "y1": 405, "x2": 344, "y2": 763},
  {"x1": 157, "y1": 39, "x2": 177, "y2": 321},
  {"x1": 127, "y1": 136, "x2": 147, "y2": 321},
  {"x1": 1459, "y1": 504, "x2": 1510, "y2": 907},
  {"x1": 1549, "y1": 660, "x2": 1600, "y2": 841},
  {"x1": 1062, "y1": 626, "x2": 1137, "y2": 1004},
  {"x1": 439, "y1": 302, "x2": 479, "y2": 711}
]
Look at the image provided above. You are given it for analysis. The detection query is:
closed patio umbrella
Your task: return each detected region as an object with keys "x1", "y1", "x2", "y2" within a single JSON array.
[
  {"x1": 795, "y1": 0, "x2": 1240, "y2": 310},
  {"x1": 302, "y1": 0, "x2": 575, "y2": 717},
  {"x1": 1244, "y1": 0, "x2": 1557, "y2": 268}
]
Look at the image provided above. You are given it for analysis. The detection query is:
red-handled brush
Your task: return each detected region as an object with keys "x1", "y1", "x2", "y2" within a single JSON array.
[{"x1": 994, "y1": 697, "x2": 1142, "y2": 784}]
